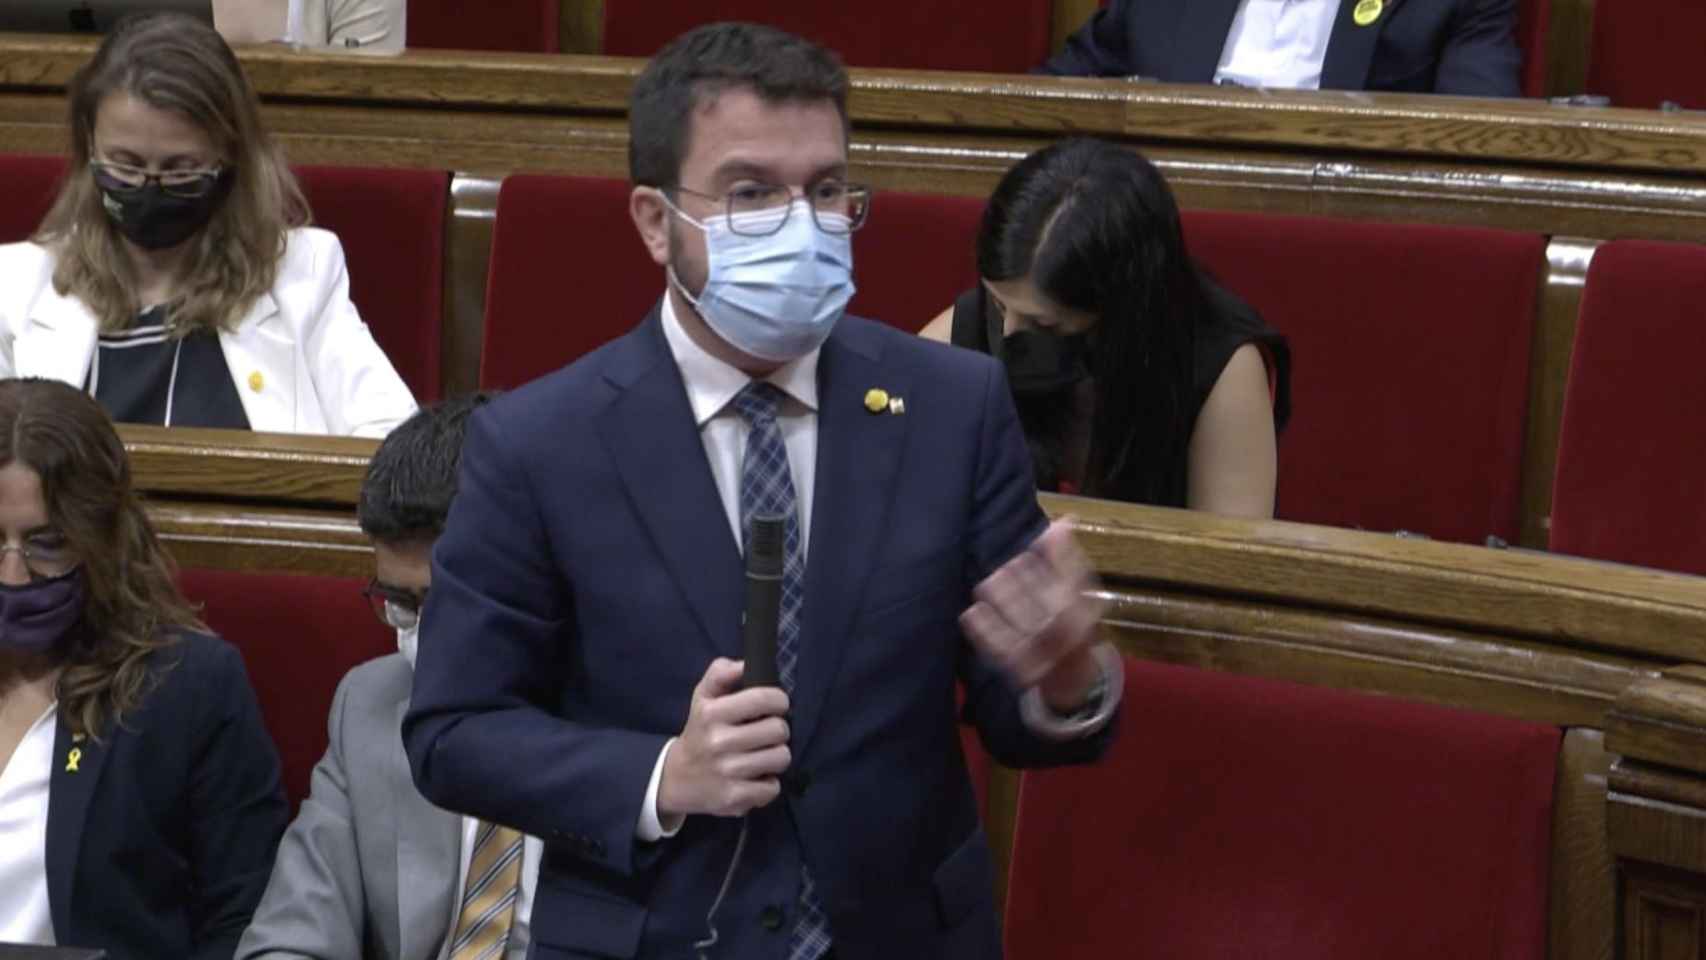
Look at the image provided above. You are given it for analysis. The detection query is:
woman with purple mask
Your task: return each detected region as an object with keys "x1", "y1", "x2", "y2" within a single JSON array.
[{"x1": 0, "y1": 377, "x2": 286, "y2": 958}]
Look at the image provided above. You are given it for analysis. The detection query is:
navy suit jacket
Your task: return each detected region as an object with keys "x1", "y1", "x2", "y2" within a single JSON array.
[
  {"x1": 1042, "y1": 0, "x2": 1521, "y2": 96},
  {"x1": 404, "y1": 307, "x2": 1115, "y2": 959},
  {"x1": 45, "y1": 632, "x2": 288, "y2": 960}
]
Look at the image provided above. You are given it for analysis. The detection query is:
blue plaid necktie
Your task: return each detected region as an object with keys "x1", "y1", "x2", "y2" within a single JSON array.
[{"x1": 731, "y1": 382, "x2": 831, "y2": 960}]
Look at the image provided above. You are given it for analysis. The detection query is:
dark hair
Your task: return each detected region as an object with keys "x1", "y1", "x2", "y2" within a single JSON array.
[
  {"x1": 0, "y1": 378, "x2": 203, "y2": 740},
  {"x1": 977, "y1": 138, "x2": 1205, "y2": 505},
  {"x1": 358, "y1": 392, "x2": 495, "y2": 543},
  {"x1": 628, "y1": 22, "x2": 850, "y2": 187}
]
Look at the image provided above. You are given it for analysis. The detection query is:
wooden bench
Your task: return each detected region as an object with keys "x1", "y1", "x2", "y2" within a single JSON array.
[{"x1": 122, "y1": 424, "x2": 1706, "y2": 960}]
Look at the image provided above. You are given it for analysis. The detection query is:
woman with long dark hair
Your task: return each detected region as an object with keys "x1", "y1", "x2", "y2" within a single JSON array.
[
  {"x1": 0, "y1": 377, "x2": 286, "y2": 956},
  {"x1": 923, "y1": 138, "x2": 1291, "y2": 515}
]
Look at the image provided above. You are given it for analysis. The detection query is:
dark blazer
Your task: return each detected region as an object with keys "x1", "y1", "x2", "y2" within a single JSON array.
[
  {"x1": 404, "y1": 306, "x2": 1116, "y2": 959},
  {"x1": 1042, "y1": 0, "x2": 1522, "y2": 96},
  {"x1": 44, "y1": 631, "x2": 288, "y2": 960}
]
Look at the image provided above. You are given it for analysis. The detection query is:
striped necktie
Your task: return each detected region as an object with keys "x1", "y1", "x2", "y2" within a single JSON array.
[
  {"x1": 448, "y1": 821, "x2": 525, "y2": 960},
  {"x1": 732, "y1": 382, "x2": 832, "y2": 960}
]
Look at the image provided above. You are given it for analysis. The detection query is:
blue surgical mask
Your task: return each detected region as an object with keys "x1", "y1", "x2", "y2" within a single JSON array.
[{"x1": 665, "y1": 198, "x2": 856, "y2": 363}]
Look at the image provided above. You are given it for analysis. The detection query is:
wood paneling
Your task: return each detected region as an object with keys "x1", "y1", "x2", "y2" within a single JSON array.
[
  {"x1": 1553, "y1": 729, "x2": 1615, "y2": 960},
  {"x1": 1623, "y1": 863, "x2": 1706, "y2": 960}
]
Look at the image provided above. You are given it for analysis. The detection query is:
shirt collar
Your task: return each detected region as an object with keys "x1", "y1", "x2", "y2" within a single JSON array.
[{"x1": 660, "y1": 292, "x2": 820, "y2": 427}]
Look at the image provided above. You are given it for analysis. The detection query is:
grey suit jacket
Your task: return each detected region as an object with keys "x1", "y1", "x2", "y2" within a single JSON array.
[{"x1": 237, "y1": 654, "x2": 461, "y2": 960}]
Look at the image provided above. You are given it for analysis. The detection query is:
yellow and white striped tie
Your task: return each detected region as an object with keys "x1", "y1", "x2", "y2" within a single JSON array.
[{"x1": 448, "y1": 821, "x2": 525, "y2": 960}]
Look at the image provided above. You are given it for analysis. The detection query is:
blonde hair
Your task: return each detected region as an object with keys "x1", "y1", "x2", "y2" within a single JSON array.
[{"x1": 33, "y1": 12, "x2": 310, "y2": 335}]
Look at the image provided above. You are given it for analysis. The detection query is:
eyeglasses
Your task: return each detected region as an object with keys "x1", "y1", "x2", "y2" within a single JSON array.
[
  {"x1": 670, "y1": 179, "x2": 872, "y2": 236},
  {"x1": 361, "y1": 579, "x2": 426, "y2": 630},
  {"x1": 0, "y1": 533, "x2": 79, "y2": 581},
  {"x1": 90, "y1": 160, "x2": 226, "y2": 198}
]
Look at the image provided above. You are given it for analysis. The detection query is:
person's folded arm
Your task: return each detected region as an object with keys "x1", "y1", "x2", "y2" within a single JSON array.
[
  {"x1": 1037, "y1": 0, "x2": 1136, "y2": 77},
  {"x1": 1432, "y1": 0, "x2": 1522, "y2": 96}
]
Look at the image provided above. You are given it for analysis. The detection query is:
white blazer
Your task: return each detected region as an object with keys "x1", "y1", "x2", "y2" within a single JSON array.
[{"x1": 0, "y1": 228, "x2": 417, "y2": 438}]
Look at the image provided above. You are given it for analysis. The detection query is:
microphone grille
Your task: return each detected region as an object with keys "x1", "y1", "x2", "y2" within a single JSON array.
[{"x1": 746, "y1": 514, "x2": 785, "y2": 576}]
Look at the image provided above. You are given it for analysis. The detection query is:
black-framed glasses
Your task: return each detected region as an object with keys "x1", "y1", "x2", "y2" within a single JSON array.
[
  {"x1": 670, "y1": 179, "x2": 872, "y2": 236},
  {"x1": 361, "y1": 579, "x2": 426, "y2": 630},
  {"x1": 0, "y1": 533, "x2": 78, "y2": 581},
  {"x1": 90, "y1": 160, "x2": 226, "y2": 198}
]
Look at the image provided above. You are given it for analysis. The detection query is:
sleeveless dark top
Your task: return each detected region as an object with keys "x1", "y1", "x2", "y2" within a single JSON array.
[
  {"x1": 950, "y1": 276, "x2": 1292, "y2": 506},
  {"x1": 89, "y1": 306, "x2": 251, "y2": 429}
]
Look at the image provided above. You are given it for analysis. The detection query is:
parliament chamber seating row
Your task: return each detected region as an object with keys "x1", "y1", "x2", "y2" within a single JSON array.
[
  {"x1": 7, "y1": 152, "x2": 1705, "y2": 572},
  {"x1": 398, "y1": 0, "x2": 1706, "y2": 109}
]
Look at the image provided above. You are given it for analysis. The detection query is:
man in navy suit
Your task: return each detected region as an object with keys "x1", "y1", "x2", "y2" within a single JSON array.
[
  {"x1": 403, "y1": 22, "x2": 1121, "y2": 960},
  {"x1": 1043, "y1": 0, "x2": 1522, "y2": 97}
]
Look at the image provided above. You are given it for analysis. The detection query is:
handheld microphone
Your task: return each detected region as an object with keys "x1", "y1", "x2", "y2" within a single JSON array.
[{"x1": 741, "y1": 514, "x2": 784, "y2": 689}]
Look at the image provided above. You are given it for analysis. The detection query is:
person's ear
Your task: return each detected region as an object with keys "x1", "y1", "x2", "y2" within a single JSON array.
[{"x1": 630, "y1": 186, "x2": 671, "y2": 267}]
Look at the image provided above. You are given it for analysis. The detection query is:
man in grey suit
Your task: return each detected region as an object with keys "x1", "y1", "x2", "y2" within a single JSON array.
[{"x1": 237, "y1": 391, "x2": 542, "y2": 960}]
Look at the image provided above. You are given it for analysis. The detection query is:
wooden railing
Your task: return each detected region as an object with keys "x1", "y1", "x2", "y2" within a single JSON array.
[{"x1": 123, "y1": 425, "x2": 1706, "y2": 960}]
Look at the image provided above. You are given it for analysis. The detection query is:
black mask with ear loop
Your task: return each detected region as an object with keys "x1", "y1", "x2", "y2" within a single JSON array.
[
  {"x1": 1001, "y1": 328, "x2": 1093, "y2": 394},
  {"x1": 96, "y1": 168, "x2": 236, "y2": 251}
]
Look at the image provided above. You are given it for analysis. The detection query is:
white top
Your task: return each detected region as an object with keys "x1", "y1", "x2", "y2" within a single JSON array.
[
  {"x1": 0, "y1": 703, "x2": 60, "y2": 946},
  {"x1": 436, "y1": 822, "x2": 542, "y2": 960},
  {"x1": 1214, "y1": 0, "x2": 1338, "y2": 89}
]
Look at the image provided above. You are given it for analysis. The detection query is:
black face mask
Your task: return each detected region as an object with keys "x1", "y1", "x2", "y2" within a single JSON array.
[
  {"x1": 1002, "y1": 329, "x2": 1093, "y2": 394},
  {"x1": 97, "y1": 171, "x2": 234, "y2": 251}
]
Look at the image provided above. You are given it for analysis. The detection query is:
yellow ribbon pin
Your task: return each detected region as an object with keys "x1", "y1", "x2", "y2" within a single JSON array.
[
  {"x1": 1353, "y1": 0, "x2": 1383, "y2": 26},
  {"x1": 864, "y1": 388, "x2": 890, "y2": 414},
  {"x1": 65, "y1": 747, "x2": 81, "y2": 773}
]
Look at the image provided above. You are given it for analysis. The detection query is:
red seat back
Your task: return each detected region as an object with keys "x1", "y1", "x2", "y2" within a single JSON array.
[
  {"x1": 851, "y1": 189, "x2": 983, "y2": 332},
  {"x1": 1004, "y1": 658, "x2": 1558, "y2": 960},
  {"x1": 0, "y1": 153, "x2": 68, "y2": 243},
  {"x1": 1517, "y1": 0, "x2": 1550, "y2": 97},
  {"x1": 1550, "y1": 239, "x2": 1706, "y2": 575},
  {"x1": 602, "y1": 1, "x2": 1049, "y2": 73},
  {"x1": 480, "y1": 175, "x2": 655, "y2": 389},
  {"x1": 296, "y1": 165, "x2": 449, "y2": 402},
  {"x1": 408, "y1": 0, "x2": 560, "y2": 52},
  {"x1": 180, "y1": 567, "x2": 395, "y2": 810},
  {"x1": 1586, "y1": 3, "x2": 1706, "y2": 108},
  {"x1": 1183, "y1": 212, "x2": 1543, "y2": 544}
]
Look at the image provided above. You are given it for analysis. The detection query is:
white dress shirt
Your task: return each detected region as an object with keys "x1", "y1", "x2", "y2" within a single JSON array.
[
  {"x1": 1214, "y1": 0, "x2": 1338, "y2": 89},
  {"x1": 0, "y1": 704, "x2": 59, "y2": 946},
  {"x1": 436, "y1": 824, "x2": 543, "y2": 960}
]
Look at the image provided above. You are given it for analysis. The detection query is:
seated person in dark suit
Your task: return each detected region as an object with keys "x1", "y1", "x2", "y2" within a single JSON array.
[
  {"x1": 238, "y1": 391, "x2": 551, "y2": 960},
  {"x1": 0, "y1": 377, "x2": 286, "y2": 957},
  {"x1": 1042, "y1": 0, "x2": 1521, "y2": 97},
  {"x1": 922, "y1": 138, "x2": 1291, "y2": 517}
]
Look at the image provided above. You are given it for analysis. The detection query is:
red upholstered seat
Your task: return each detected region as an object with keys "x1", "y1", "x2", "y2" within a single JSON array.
[
  {"x1": 295, "y1": 165, "x2": 448, "y2": 402},
  {"x1": 0, "y1": 153, "x2": 68, "y2": 243},
  {"x1": 1517, "y1": 0, "x2": 1550, "y2": 97},
  {"x1": 408, "y1": 0, "x2": 559, "y2": 52},
  {"x1": 1550, "y1": 240, "x2": 1706, "y2": 576},
  {"x1": 480, "y1": 174, "x2": 655, "y2": 389},
  {"x1": 180, "y1": 567, "x2": 395, "y2": 810},
  {"x1": 1586, "y1": 2, "x2": 1706, "y2": 108},
  {"x1": 1183, "y1": 212, "x2": 1543, "y2": 544},
  {"x1": 602, "y1": 0, "x2": 1050, "y2": 73},
  {"x1": 1004, "y1": 658, "x2": 1558, "y2": 960},
  {"x1": 851, "y1": 189, "x2": 983, "y2": 332}
]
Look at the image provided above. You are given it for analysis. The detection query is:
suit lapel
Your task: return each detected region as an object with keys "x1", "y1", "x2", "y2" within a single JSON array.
[
  {"x1": 218, "y1": 291, "x2": 298, "y2": 431},
  {"x1": 789, "y1": 325, "x2": 909, "y2": 754},
  {"x1": 1321, "y1": 0, "x2": 1395, "y2": 89},
  {"x1": 598, "y1": 309, "x2": 744, "y2": 657},
  {"x1": 392, "y1": 698, "x2": 460, "y2": 960},
  {"x1": 17, "y1": 290, "x2": 98, "y2": 386},
  {"x1": 1171, "y1": 0, "x2": 1245, "y2": 82},
  {"x1": 44, "y1": 717, "x2": 112, "y2": 939}
]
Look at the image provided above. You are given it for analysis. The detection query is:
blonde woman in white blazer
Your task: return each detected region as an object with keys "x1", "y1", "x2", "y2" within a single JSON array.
[{"x1": 6, "y1": 12, "x2": 416, "y2": 438}]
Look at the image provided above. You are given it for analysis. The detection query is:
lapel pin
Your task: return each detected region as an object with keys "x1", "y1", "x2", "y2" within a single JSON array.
[
  {"x1": 248, "y1": 371, "x2": 265, "y2": 393},
  {"x1": 66, "y1": 747, "x2": 81, "y2": 773},
  {"x1": 72, "y1": 732, "x2": 85, "y2": 743},
  {"x1": 1353, "y1": 0, "x2": 1383, "y2": 26},
  {"x1": 864, "y1": 388, "x2": 890, "y2": 414},
  {"x1": 888, "y1": 397, "x2": 906, "y2": 415}
]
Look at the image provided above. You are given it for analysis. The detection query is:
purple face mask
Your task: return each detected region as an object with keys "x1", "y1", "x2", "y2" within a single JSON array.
[{"x1": 0, "y1": 567, "x2": 88, "y2": 655}]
